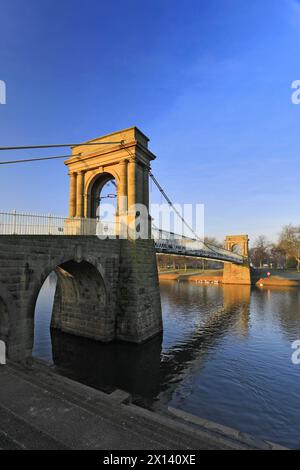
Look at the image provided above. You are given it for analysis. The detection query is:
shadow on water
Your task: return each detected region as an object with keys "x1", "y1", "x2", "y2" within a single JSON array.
[{"x1": 51, "y1": 329, "x2": 162, "y2": 408}]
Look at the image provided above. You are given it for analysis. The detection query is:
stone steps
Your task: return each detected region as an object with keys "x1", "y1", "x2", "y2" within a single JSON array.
[
  {"x1": 0, "y1": 365, "x2": 159, "y2": 450},
  {"x1": 3, "y1": 361, "x2": 246, "y2": 450},
  {"x1": 7, "y1": 361, "x2": 222, "y2": 450},
  {"x1": 0, "y1": 403, "x2": 68, "y2": 450},
  {"x1": 0, "y1": 429, "x2": 23, "y2": 450}
]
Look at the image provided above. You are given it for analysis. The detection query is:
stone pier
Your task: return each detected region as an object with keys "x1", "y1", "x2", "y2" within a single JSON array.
[
  {"x1": 0, "y1": 236, "x2": 162, "y2": 361},
  {"x1": 223, "y1": 235, "x2": 252, "y2": 285}
]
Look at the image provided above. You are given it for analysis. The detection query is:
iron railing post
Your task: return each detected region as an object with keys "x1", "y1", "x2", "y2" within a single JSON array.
[{"x1": 13, "y1": 209, "x2": 17, "y2": 235}]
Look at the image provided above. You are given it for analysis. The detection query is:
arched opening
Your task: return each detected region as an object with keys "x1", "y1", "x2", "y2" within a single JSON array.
[
  {"x1": 32, "y1": 272, "x2": 57, "y2": 361},
  {"x1": 231, "y1": 244, "x2": 242, "y2": 255},
  {"x1": 0, "y1": 297, "x2": 9, "y2": 353},
  {"x1": 33, "y1": 260, "x2": 109, "y2": 362},
  {"x1": 88, "y1": 172, "x2": 117, "y2": 221}
]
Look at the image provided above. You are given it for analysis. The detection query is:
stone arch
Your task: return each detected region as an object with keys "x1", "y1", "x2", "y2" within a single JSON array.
[
  {"x1": 51, "y1": 260, "x2": 110, "y2": 341},
  {"x1": 225, "y1": 235, "x2": 249, "y2": 258},
  {"x1": 84, "y1": 167, "x2": 120, "y2": 193},
  {"x1": 32, "y1": 257, "x2": 113, "y2": 358},
  {"x1": 31, "y1": 253, "x2": 110, "y2": 316},
  {"x1": 86, "y1": 171, "x2": 118, "y2": 219},
  {"x1": 231, "y1": 244, "x2": 242, "y2": 255}
]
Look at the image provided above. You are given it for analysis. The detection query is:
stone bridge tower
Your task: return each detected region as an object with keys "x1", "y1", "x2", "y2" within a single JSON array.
[
  {"x1": 51, "y1": 127, "x2": 163, "y2": 346},
  {"x1": 223, "y1": 235, "x2": 251, "y2": 285},
  {"x1": 65, "y1": 127, "x2": 153, "y2": 237}
]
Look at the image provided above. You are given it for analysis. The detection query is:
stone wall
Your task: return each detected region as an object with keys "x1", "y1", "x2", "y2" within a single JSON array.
[
  {"x1": 116, "y1": 239, "x2": 162, "y2": 342},
  {"x1": 0, "y1": 236, "x2": 162, "y2": 361}
]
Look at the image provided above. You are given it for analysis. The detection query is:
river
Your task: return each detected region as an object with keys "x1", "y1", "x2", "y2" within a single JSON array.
[{"x1": 33, "y1": 274, "x2": 300, "y2": 449}]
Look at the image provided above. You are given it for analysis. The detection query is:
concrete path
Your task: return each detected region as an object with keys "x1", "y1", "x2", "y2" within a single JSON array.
[{"x1": 0, "y1": 361, "x2": 284, "y2": 450}]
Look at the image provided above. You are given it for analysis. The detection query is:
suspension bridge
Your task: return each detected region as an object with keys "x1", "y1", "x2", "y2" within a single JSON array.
[{"x1": 0, "y1": 127, "x2": 251, "y2": 361}]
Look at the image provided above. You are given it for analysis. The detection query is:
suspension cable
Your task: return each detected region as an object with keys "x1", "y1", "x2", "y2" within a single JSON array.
[
  {"x1": 0, "y1": 140, "x2": 124, "y2": 164},
  {"x1": 149, "y1": 171, "x2": 229, "y2": 255},
  {"x1": 148, "y1": 171, "x2": 202, "y2": 241},
  {"x1": 117, "y1": 140, "x2": 203, "y2": 242},
  {"x1": 0, "y1": 141, "x2": 123, "y2": 151},
  {"x1": 0, "y1": 154, "x2": 80, "y2": 165},
  {"x1": 118, "y1": 140, "x2": 218, "y2": 250}
]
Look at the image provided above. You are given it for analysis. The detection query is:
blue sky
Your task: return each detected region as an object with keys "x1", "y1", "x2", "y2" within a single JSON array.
[{"x1": 0, "y1": 0, "x2": 299, "y2": 243}]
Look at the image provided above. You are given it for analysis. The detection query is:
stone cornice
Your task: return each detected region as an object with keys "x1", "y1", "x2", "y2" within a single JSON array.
[{"x1": 65, "y1": 140, "x2": 156, "y2": 169}]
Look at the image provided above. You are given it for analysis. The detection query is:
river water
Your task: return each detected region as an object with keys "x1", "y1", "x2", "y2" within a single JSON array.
[{"x1": 33, "y1": 275, "x2": 300, "y2": 449}]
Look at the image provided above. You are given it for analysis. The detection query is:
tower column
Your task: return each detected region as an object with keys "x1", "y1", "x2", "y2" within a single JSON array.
[
  {"x1": 76, "y1": 171, "x2": 85, "y2": 218},
  {"x1": 143, "y1": 165, "x2": 149, "y2": 209},
  {"x1": 69, "y1": 172, "x2": 77, "y2": 218},
  {"x1": 118, "y1": 160, "x2": 128, "y2": 215},
  {"x1": 127, "y1": 158, "x2": 137, "y2": 212}
]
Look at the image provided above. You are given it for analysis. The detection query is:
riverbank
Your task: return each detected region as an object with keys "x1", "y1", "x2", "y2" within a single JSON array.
[
  {"x1": 255, "y1": 269, "x2": 300, "y2": 287},
  {"x1": 159, "y1": 269, "x2": 300, "y2": 287},
  {"x1": 0, "y1": 360, "x2": 285, "y2": 450},
  {"x1": 159, "y1": 269, "x2": 223, "y2": 284},
  {"x1": 256, "y1": 276, "x2": 300, "y2": 287}
]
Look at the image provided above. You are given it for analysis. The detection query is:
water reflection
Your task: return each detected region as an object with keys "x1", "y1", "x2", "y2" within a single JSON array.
[
  {"x1": 32, "y1": 272, "x2": 57, "y2": 361},
  {"x1": 158, "y1": 283, "x2": 251, "y2": 402},
  {"x1": 256, "y1": 287, "x2": 300, "y2": 340}
]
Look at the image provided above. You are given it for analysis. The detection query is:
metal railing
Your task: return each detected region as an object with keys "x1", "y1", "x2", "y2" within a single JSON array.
[
  {"x1": 0, "y1": 211, "x2": 116, "y2": 237},
  {"x1": 152, "y1": 228, "x2": 245, "y2": 264},
  {"x1": 0, "y1": 211, "x2": 245, "y2": 264}
]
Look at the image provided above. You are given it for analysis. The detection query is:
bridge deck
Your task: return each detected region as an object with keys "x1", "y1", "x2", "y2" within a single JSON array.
[{"x1": 0, "y1": 211, "x2": 245, "y2": 265}]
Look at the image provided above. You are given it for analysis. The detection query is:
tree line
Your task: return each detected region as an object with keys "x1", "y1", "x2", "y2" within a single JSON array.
[{"x1": 249, "y1": 224, "x2": 300, "y2": 270}]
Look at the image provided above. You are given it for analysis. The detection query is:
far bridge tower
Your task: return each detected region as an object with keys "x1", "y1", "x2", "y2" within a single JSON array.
[{"x1": 223, "y1": 235, "x2": 251, "y2": 285}]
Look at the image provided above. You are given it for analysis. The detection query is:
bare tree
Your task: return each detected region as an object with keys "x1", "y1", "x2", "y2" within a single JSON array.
[
  {"x1": 250, "y1": 235, "x2": 271, "y2": 268},
  {"x1": 204, "y1": 236, "x2": 222, "y2": 248},
  {"x1": 278, "y1": 225, "x2": 300, "y2": 271},
  {"x1": 269, "y1": 244, "x2": 287, "y2": 269}
]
